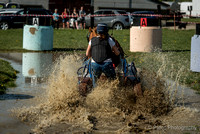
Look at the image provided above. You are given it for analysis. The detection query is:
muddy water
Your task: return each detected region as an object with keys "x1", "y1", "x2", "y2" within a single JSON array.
[
  {"x1": 0, "y1": 52, "x2": 58, "y2": 134},
  {"x1": 0, "y1": 53, "x2": 200, "y2": 134},
  {"x1": 0, "y1": 53, "x2": 31, "y2": 134}
]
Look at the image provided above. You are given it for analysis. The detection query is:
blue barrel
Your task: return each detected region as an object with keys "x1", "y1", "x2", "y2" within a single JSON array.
[{"x1": 23, "y1": 25, "x2": 53, "y2": 51}]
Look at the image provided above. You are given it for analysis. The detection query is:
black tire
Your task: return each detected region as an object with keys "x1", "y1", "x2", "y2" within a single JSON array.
[
  {"x1": 0, "y1": 22, "x2": 9, "y2": 30},
  {"x1": 112, "y1": 22, "x2": 123, "y2": 30}
]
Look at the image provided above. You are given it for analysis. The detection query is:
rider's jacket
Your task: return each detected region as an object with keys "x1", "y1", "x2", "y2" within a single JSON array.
[{"x1": 91, "y1": 37, "x2": 112, "y2": 63}]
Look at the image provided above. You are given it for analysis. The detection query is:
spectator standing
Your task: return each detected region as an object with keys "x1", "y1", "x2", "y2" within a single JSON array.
[
  {"x1": 62, "y1": 8, "x2": 69, "y2": 29},
  {"x1": 79, "y1": 6, "x2": 86, "y2": 29},
  {"x1": 53, "y1": 9, "x2": 59, "y2": 29},
  {"x1": 72, "y1": 8, "x2": 79, "y2": 29}
]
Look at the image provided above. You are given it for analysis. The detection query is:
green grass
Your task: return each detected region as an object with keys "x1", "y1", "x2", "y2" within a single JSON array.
[
  {"x1": 0, "y1": 28, "x2": 200, "y2": 93},
  {"x1": 53, "y1": 29, "x2": 88, "y2": 50},
  {"x1": 0, "y1": 29, "x2": 89, "y2": 52},
  {"x1": 182, "y1": 18, "x2": 200, "y2": 23},
  {"x1": 0, "y1": 59, "x2": 18, "y2": 94},
  {"x1": 161, "y1": 29, "x2": 200, "y2": 92},
  {"x1": 0, "y1": 29, "x2": 24, "y2": 51},
  {"x1": 162, "y1": 29, "x2": 194, "y2": 51}
]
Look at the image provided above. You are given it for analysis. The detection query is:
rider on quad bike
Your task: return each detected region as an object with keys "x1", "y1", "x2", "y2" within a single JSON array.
[{"x1": 86, "y1": 23, "x2": 120, "y2": 87}]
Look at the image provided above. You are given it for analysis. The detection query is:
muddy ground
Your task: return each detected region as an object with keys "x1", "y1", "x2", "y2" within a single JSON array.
[
  {"x1": 0, "y1": 54, "x2": 200, "y2": 134},
  {"x1": 14, "y1": 55, "x2": 200, "y2": 134}
]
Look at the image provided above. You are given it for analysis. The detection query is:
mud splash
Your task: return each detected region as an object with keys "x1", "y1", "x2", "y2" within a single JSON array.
[{"x1": 13, "y1": 54, "x2": 198, "y2": 133}]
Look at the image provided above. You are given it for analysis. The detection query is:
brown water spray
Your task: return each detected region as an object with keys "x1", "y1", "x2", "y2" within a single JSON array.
[{"x1": 13, "y1": 54, "x2": 193, "y2": 133}]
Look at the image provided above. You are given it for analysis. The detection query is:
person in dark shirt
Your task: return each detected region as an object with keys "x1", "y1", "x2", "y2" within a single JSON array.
[
  {"x1": 72, "y1": 8, "x2": 79, "y2": 29},
  {"x1": 78, "y1": 6, "x2": 86, "y2": 29},
  {"x1": 86, "y1": 23, "x2": 120, "y2": 87}
]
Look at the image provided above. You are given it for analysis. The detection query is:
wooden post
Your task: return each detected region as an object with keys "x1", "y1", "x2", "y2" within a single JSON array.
[
  {"x1": 90, "y1": 0, "x2": 94, "y2": 28},
  {"x1": 174, "y1": 13, "x2": 176, "y2": 31},
  {"x1": 196, "y1": 24, "x2": 200, "y2": 35}
]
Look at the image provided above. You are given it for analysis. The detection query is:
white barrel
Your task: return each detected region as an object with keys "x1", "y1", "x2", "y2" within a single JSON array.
[
  {"x1": 130, "y1": 26, "x2": 162, "y2": 52},
  {"x1": 22, "y1": 53, "x2": 53, "y2": 77},
  {"x1": 23, "y1": 25, "x2": 53, "y2": 51},
  {"x1": 190, "y1": 35, "x2": 200, "y2": 72}
]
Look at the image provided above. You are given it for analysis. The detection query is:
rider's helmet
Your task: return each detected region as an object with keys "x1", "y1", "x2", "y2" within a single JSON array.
[{"x1": 96, "y1": 23, "x2": 109, "y2": 34}]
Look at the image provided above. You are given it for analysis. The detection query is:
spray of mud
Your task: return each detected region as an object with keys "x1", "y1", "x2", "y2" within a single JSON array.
[{"x1": 13, "y1": 53, "x2": 199, "y2": 133}]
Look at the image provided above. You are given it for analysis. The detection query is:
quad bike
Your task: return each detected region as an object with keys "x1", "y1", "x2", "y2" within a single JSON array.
[
  {"x1": 77, "y1": 57, "x2": 142, "y2": 97},
  {"x1": 78, "y1": 27, "x2": 142, "y2": 96}
]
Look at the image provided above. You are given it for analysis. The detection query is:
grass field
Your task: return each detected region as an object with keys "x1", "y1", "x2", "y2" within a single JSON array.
[
  {"x1": 0, "y1": 59, "x2": 18, "y2": 94},
  {"x1": 0, "y1": 28, "x2": 199, "y2": 93}
]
